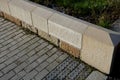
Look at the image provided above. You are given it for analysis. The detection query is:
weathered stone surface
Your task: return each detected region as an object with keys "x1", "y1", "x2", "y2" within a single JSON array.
[
  {"x1": 21, "y1": 21, "x2": 37, "y2": 33},
  {"x1": 38, "y1": 29, "x2": 59, "y2": 46},
  {"x1": 9, "y1": 0, "x2": 36, "y2": 25},
  {"x1": 48, "y1": 13, "x2": 88, "y2": 50},
  {"x1": 0, "y1": 0, "x2": 11, "y2": 15},
  {"x1": 60, "y1": 41, "x2": 80, "y2": 57},
  {"x1": 3, "y1": 12, "x2": 21, "y2": 25},
  {"x1": 81, "y1": 26, "x2": 120, "y2": 74},
  {"x1": 32, "y1": 5, "x2": 54, "y2": 33},
  {"x1": 86, "y1": 71, "x2": 107, "y2": 80}
]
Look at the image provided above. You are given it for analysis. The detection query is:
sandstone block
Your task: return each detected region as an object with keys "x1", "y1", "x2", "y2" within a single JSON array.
[
  {"x1": 81, "y1": 26, "x2": 120, "y2": 74},
  {"x1": 48, "y1": 13, "x2": 88, "y2": 50},
  {"x1": 32, "y1": 5, "x2": 54, "y2": 33},
  {"x1": 60, "y1": 41, "x2": 80, "y2": 57},
  {"x1": 3, "y1": 12, "x2": 21, "y2": 25},
  {"x1": 9, "y1": 0, "x2": 36, "y2": 25}
]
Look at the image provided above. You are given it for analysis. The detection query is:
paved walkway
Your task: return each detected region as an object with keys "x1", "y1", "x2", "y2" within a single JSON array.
[{"x1": 0, "y1": 17, "x2": 105, "y2": 80}]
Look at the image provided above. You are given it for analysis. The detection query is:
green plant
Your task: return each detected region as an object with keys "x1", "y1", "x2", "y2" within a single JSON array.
[
  {"x1": 31, "y1": 0, "x2": 120, "y2": 28},
  {"x1": 98, "y1": 14, "x2": 110, "y2": 28}
]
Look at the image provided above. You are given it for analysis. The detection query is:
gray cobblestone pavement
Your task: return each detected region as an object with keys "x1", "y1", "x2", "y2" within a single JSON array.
[{"x1": 0, "y1": 17, "x2": 105, "y2": 80}]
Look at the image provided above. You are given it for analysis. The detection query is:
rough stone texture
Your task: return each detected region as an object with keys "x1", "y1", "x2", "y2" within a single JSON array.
[
  {"x1": 9, "y1": 0, "x2": 36, "y2": 25},
  {"x1": 60, "y1": 41, "x2": 80, "y2": 57},
  {"x1": 111, "y1": 19, "x2": 120, "y2": 32},
  {"x1": 81, "y1": 26, "x2": 120, "y2": 74},
  {"x1": 86, "y1": 71, "x2": 107, "y2": 80},
  {"x1": 0, "y1": 0, "x2": 11, "y2": 15},
  {"x1": 38, "y1": 29, "x2": 59, "y2": 46},
  {"x1": 21, "y1": 21, "x2": 37, "y2": 33},
  {"x1": 3, "y1": 12, "x2": 21, "y2": 26},
  {"x1": 32, "y1": 5, "x2": 54, "y2": 33},
  {"x1": 48, "y1": 13, "x2": 89, "y2": 50}
]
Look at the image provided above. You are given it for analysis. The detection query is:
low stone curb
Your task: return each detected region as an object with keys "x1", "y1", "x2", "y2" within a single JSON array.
[{"x1": 0, "y1": 0, "x2": 120, "y2": 77}]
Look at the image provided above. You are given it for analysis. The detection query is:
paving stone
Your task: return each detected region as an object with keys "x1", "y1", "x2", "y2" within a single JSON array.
[
  {"x1": 56, "y1": 57, "x2": 73, "y2": 71},
  {"x1": 37, "y1": 54, "x2": 49, "y2": 64},
  {"x1": 0, "y1": 63, "x2": 6, "y2": 70},
  {"x1": 56, "y1": 68, "x2": 70, "y2": 80},
  {"x1": 86, "y1": 71, "x2": 107, "y2": 80},
  {"x1": 10, "y1": 75, "x2": 19, "y2": 80},
  {"x1": 2, "y1": 39, "x2": 14, "y2": 46},
  {"x1": 0, "y1": 23, "x2": 14, "y2": 32},
  {"x1": 37, "y1": 44, "x2": 54, "y2": 56},
  {"x1": 25, "y1": 62, "x2": 38, "y2": 72},
  {"x1": 7, "y1": 49, "x2": 20, "y2": 58},
  {"x1": 55, "y1": 51, "x2": 63, "y2": 56},
  {"x1": 46, "y1": 47, "x2": 58, "y2": 56},
  {"x1": 13, "y1": 32, "x2": 25, "y2": 40},
  {"x1": 0, "y1": 26, "x2": 19, "y2": 40},
  {"x1": 56, "y1": 53, "x2": 68, "y2": 63},
  {"x1": 36, "y1": 61, "x2": 49, "y2": 72},
  {"x1": 2, "y1": 63, "x2": 17, "y2": 74},
  {"x1": 77, "y1": 67, "x2": 92, "y2": 80},
  {"x1": 0, "y1": 71, "x2": 3, "y2": 77},
  {"x1": 35, "y1": 69, "x2": 49, "y2": 80},
  {"x1": 27, "y1": 50, "x2": 37, "y2": 57},
  {"x1": 34, "y1": 42, "x2": 48, "y2": 52},
  {"x1": 46, "y1": 61, "x2": 59, "y2": 72},
  {"x1": 9, "y1": 35, "x2": 32, "y2": 51},
  {"x1": 67, "y1": 63, "x2": 85, "y2": 80},
  {"x1": 23, "y1": 70, "x2": 38, "y2": 80},
  {"x1": 0, "y1": 56, "x2": 8, "y2": 63},
  {"x1": 67, "y1": 60, "x2": 79, "y2": 71},
  {"x1": 3, "y1": 29, "x2": 22, "y2": 41},
  {"x1": 0, "y1": 50, "x2": 10, "y2": 58},
  {"x1": 45, "y1": 68, "x2": 60, "y2": 80},
  {"x1": 26, "y1": 54, "x2": 39, "y2": 64},
  {"x1": 11, "y1": 70, "x2": 27, "y2": 80},
  {"x1": 0, "y1": 26, "x2": 16, "y2": 36},
  {"x1": 14, "y1": 55, "x2": 28, "y2": 65},
  {"x1": 0, "y1": 71, "x2": 15, "y2": 80},
  {"x1": 27, "y1": 42, "x2": 40, "y2": 50},
  {"x1": 14, "y1": 62, "x2": 28, "y2": 73},
  {"x1": 47, "y1": 54, "x2": 59, "y2": 63},
  {"x1": 4, "y1": 55, "x2": 18, "y2": 65},
  {"x1": 0, "y1": 22, "x2": 14, "y2": 32}
]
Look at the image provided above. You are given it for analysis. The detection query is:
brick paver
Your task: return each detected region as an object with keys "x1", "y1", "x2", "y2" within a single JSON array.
[{"x1": 0, "y1": 17, "x2": 104, "y2": 80}]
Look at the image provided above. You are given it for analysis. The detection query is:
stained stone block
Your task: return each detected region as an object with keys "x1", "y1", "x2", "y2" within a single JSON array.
[
  {"x1": 9, "y1": 0, "x2": 36, "y2": 25},
  {"x1": 60, "y1": 41, "x2": 80, "y2": 57},
  {"x1": 81, "y1": 26, "x2": 120, "y2": 74},
  {"x1": 48, "y1": 13, "x2": 89, "y2": 51},
  {"x1": 3, "y1": 12, "x2": 21, "y2": 26},
  {"x1": 21, "y1": 21, "x2": 37, "y2": 33},
  {"x1": 38, "y1": 29, "x2": 59, "y2": 46}
]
